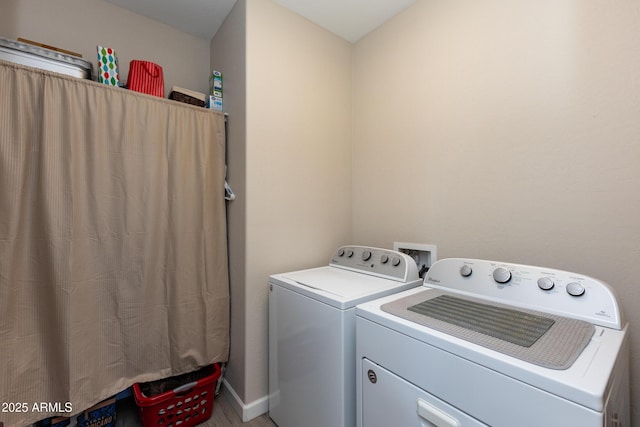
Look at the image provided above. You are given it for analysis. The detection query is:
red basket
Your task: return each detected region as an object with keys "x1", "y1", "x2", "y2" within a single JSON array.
[{"x1": 132, "y1": 364, "x2": 221, "y2": 427}]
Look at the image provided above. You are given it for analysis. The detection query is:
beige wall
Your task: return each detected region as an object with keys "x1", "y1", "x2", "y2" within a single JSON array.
[
  {"x1": 244, "y1": 0, "x2": 352, "y2": 405},
  {"x1": 0, "y1": 0, "x2": 210, "y2": 94},
  {"x1": 353, "y1": 0, "x2": 640, "y2": 422},
  {"x1": 210, "y1": 0, "x2": 248, "y2": 404},
  {"x1": 212, "y1": 0, "x2": 353, "y2": 411}
]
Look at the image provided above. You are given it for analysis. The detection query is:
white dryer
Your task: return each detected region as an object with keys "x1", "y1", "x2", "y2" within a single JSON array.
[
  {"x1": 356, "y1": 258, "x2": 630, "y2": 427},
  {"x1": 269, "y1": 245, "x2": 422, "y2": 427}
]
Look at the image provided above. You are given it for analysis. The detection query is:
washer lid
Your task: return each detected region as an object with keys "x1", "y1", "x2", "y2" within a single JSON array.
[{"x1": 272, "y1": 266, "x2": 420, "y2": 309}]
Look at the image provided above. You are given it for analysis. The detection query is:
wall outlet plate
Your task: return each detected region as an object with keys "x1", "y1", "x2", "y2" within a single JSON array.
[{"x1": 393, "y1": 242, "x2": 437, "y2": 271}]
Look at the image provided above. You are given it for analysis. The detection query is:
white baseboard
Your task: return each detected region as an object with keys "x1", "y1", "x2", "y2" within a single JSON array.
[{"x1": 222, "y1": 378, "x2": 269, "y2": 422}]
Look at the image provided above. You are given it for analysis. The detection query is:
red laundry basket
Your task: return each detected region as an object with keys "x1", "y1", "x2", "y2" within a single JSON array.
[{"x1": 132, "y1": 364, "x2": 221, "y2": 427}]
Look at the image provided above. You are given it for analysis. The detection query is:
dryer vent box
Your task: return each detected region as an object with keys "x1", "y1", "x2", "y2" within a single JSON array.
[{"x1": 393, "y1": 242, "x2": 437, "y2": 271}]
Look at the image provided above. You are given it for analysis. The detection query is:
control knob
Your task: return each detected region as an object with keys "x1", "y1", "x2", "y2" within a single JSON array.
[
  {"x1": 346, "y1": 249, "x2": 354, "y2": 258},
  {"x1": 362, "y1": 251, "x2": 372, "y2": 261},
  {"x1": 537, "y1": 277, "x2": 554, "y2": 291},
  {"x1": 380, "y1": 255, "x2": 389, "y2": 264},
  {"x1": 566, "y1": 282, "x2": 585, "y2": 297},
  {"x1": 460, "y1": 265, "x2": 472, "y2": 277},
  {"x1": 392, "y1": 257, "x2": 401, "y2": 267},
  {"x1": 493, "y1": 267, "x2": 511, "y2": 284},
  {"x1": 337, "y1": 249, "x2": 345, "y2": 257}
]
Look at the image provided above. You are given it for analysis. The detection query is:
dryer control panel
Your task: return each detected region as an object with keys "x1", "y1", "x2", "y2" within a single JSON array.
[
  {"x1": 330, "y1": 246, "x2": 419, "y2": 283},
  {"x1": 424, "y1": 258, "x2": 624, "y2": 330}
]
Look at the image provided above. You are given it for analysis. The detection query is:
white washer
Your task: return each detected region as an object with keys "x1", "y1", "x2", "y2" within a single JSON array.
[
  {"x1": 269, "y1": 245, "x2": 422, "y2": 427},
  {"x1": 356, "y1": 258, "x2": 630, "y2": 427}
]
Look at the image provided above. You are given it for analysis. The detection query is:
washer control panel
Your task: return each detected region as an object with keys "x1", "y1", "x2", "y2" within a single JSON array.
[
  {"x1": 425, "y1": 258, "x2": 624, "y2": 329},
  {"x1": 330, "y1": 246, "x2": 419, "y2": 282}
]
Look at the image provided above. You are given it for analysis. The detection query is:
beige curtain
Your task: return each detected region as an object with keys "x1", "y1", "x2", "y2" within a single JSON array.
[{"x1": 0, "y1": 60, "x2": 229, "y2": 426}]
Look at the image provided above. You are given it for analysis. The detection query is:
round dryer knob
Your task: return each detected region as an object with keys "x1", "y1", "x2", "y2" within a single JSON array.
[
  {"x1": 346, "y1": 249, "x2": 354, "y2": 258},
  {"x1": 566, "y1": 282, "x2": 585, "y2": 297},
  {"x1": 337, "y1": 249, "x2": 345, "y2": 257},
  {"x1": 537, "y1": 277, "x2": 554, "y2": 291},
  {"x1": 392, "y1": 257, "x2": 401, "y2": 267},
  {"x1": 380, "y1": 255, "x2": 389, "y2": 264},
  {"x1": 460, "y1": 265, "x2": 472, "y2": 277},
  {"x1": 493, "y1": 267, "x2": 511, "y2": 284},
  {"x1": 362, "y1": 251, "x2": 372, "y2": 261}
]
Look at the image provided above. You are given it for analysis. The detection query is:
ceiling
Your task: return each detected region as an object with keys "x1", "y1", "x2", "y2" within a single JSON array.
[{"x1": 103, "y1": 0, "x2": 416, "y2": 43}]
